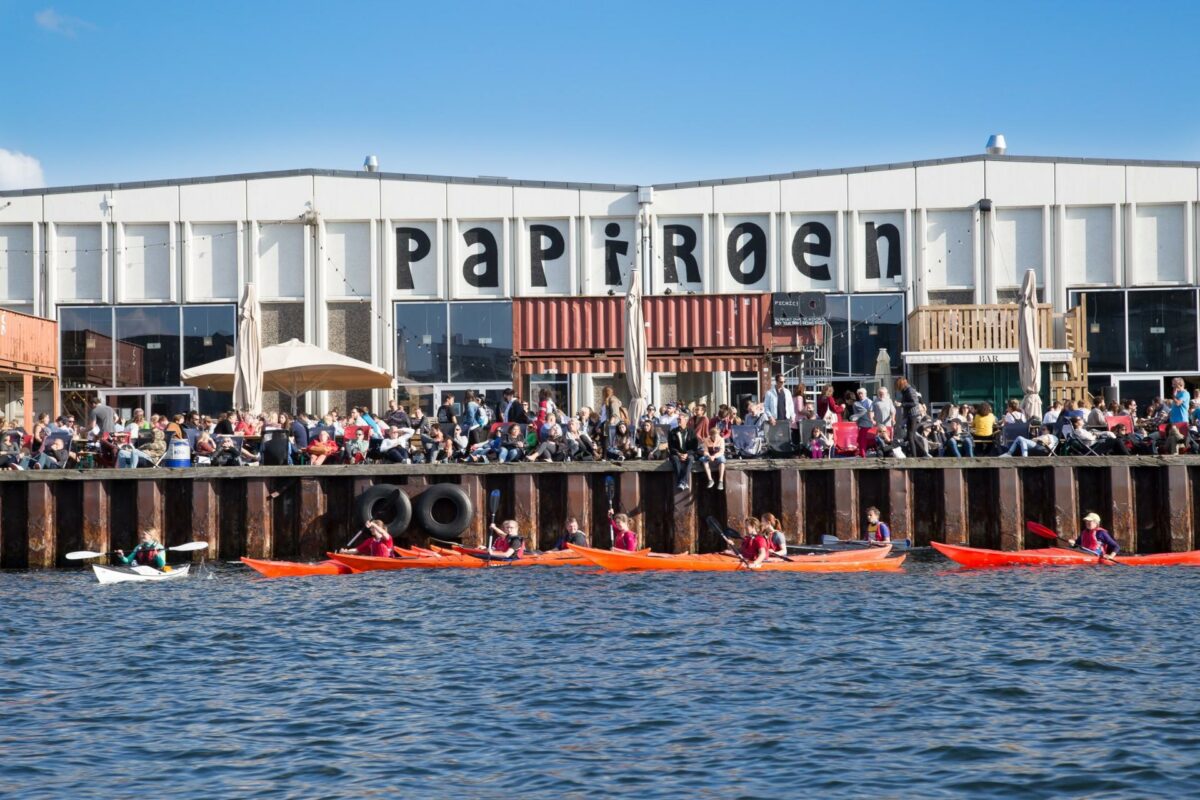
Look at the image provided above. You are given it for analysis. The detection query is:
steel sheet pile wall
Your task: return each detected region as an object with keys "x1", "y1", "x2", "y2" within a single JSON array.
[{"x1": 1, "y1": 458, "x2": 1197, "y2": 568}]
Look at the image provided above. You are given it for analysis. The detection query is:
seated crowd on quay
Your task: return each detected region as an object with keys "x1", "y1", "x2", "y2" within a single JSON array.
[{"x1": 2, "y1": 377, "x2": 1199, "y2": 474}]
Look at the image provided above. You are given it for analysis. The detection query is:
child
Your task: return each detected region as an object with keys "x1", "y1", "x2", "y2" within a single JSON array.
[
  {"x1": 608, "y1": 511, "x2": 637, "y2": 551},
  {"x1": 865, "y1": 506, "x2": 891, "y2": 544},
  {"x1": 555, "y1": 517, "x2": 588, "y2": 550},
  {"x1": 488, "y1": 520, "x2": 525, "y2": 559}
]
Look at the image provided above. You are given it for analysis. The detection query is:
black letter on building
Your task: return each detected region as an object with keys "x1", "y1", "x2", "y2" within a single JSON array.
[
  {"x1": 604, "y1": 222, "x2": 628, "y2": 285},
  {"x1": 726, "y1": 222, "x2": 767, "y2": 285},
  {"x1": 395, "y1": 227, "x2": 431, "y2": 290},
  {"x1": 462, "y1": 227, "x2": 499, "y2": 288},
  {"x1": 663, "y1": 224, "x2": 700, "y2": 284},
  {"x1": 792, "y1": 222, "x2": 832, "y2": 282},
  {"x1": 864, "y1": 222, "x2": 901, "y2": 280},
  {"x1": 529, "y1": 224, "x2": 565, "y2": 287}
]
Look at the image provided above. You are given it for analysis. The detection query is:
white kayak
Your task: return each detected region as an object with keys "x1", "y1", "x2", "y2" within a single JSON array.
[{"x1": 92, "y1": 564, "x2": 191, "y2": 584}]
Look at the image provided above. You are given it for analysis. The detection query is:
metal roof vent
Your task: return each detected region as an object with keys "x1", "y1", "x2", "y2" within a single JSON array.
[
  {"x1": 363, "y1": 155, "x2": 379, "y2": 173},
  {"x1": 985, "y1": 134, "x2": 1007, "y2": 155}
]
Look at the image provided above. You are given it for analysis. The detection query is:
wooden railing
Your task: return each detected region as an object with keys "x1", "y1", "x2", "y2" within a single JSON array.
[{"x1": 908, "y1": 304, "x2": 1055, "y2": 351}]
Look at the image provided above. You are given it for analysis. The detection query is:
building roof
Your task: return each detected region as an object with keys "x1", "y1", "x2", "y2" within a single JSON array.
[{"x1": 3, "y1": 153, "x2": 1200, "y2": 198}]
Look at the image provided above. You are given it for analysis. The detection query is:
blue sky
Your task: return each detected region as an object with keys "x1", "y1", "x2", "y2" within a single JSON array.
[{"x1": 2, "y1": 1, "x2": 1198, "y2": 189}]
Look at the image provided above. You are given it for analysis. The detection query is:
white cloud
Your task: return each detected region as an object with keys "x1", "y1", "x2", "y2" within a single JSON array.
[
  {"x1": 34, "y1": 8, "x2": 93, "y2": 37},
  {"x1": 0, "y1": 150, "x2": 46, "y2": 190}
]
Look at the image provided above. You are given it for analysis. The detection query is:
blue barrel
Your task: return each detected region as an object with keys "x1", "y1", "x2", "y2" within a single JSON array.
[{"x1": 165, "y1": 438, "x2": 192, "y2": 468}]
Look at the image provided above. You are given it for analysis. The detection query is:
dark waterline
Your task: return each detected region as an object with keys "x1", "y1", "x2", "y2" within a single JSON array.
[{"x1": 2, "y1": 555, "x2": 1199, "y2": 799}]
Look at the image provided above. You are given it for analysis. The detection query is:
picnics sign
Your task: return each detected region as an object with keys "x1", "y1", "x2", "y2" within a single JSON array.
[{"x1": 393, "y1": 211, "x2": 907, "y2": 299}]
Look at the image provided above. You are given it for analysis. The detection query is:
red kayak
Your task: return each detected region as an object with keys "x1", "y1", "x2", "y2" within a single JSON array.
[
  {"x1": 932, "y1": 541, "x2": 1200, "y2": 568},
  {"x1": 240, "y1": 557, "x2": 357, "y2": 578}
]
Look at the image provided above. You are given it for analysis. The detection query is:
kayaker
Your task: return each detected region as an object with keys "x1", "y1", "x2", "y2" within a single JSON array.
[
  {"x1": 555, "y1": 517, "x2": 588, "y2": 550},
  {"x1": 761, "y1": 513, "x2": 788, "y2": 558},
  {"x1": 734, "y1": 516, "x2": 770, "y2": 569},
  {"x1": 865, "y1": 507, "x2": 891, "y2": 544},
  {"x1": 608, "y1": 511, "x2": 638, "y2": 551},
  {"x1": 1068, "y1": 512, "x2": 1120, "y2": 558},
  {"x1": 113, "y1": 528, "x2": 168, "y2": 570},
  {"x1": 338, "y1": 519, "x2": 395, "y2": 558},
  {"x1": 488, "y1": 520, "x2": 526, "y2": 559}
]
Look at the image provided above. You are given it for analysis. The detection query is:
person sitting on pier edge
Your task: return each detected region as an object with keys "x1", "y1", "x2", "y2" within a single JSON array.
[
  {"x1": 339, "y1": 519, "x2": 395, "y2": 558},
  {"x1": 488, "y1": 520, "x2": 526, "y2": 559},
  {"x1": 668, "y1": 409, "x2": 699, "y2": 492},
  {"x1": 865, "y1": 507, "x2": 891, "y2": 544},
  {"x1": 114, "y1": 528, "x2": 168, "y2": 570},
  {"x1": 735, "y1": 516, "x2": 770, "y2": 569},
  {"x1": 608, "y1": 511, "x2": 637, "y2": 551},
  {"x1": 556, "y1": 517, "x2": 588, "y2": 550},
  {"x1": 761, "y1": 513, "x2": 787, "y2": 558},
  {"x1": 1068, "y1": 512, "x2": 1120, "y2": 558},
  {"x1": 699, "y1": 427, "x2": 726, "y2": 490}
]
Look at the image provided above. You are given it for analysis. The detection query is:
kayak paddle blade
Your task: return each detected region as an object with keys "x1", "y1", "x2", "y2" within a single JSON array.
[
  {"x1": 1025, "y1": 521, "x2": 1059, "y2": 541},
  {"x1": 65, "y1": 550, "x2": 106, "y2": 560},
  {"x1": 169, "y1": 541, "x2": 210, "y2": 552},
  {"x1": 488, "y1": 489, "x2": 501, "y2": 515},
  {"x1": 605, "y1": 476, "x2": 615, "y2": 504}
]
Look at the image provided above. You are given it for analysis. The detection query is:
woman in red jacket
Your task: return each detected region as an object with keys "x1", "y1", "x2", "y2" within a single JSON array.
[{"x1": 817, "y1": 384, "x2": 843, "y2": 420}]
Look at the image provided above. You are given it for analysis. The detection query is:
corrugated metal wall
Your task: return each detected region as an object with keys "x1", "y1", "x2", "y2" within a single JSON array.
[{"x1": 514, "y1": 294, "x2": 767, "y2": 355}]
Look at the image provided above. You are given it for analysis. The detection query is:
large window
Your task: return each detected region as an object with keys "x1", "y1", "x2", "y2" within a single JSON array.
[
  {"x1": 59, "y1": 304, "x2": 234, "y2": 407},
  {"x1": 1127, "y1": 289, "x2": 1197, "y2": 373},
  {"x1": 826, "y1": 293, "x2": 905, "y2": 379},
  {"x1": 1071, "y1": 289, "x2": 1200, "y2": 375},
  {"x1": 395, "y1": 301, "x2": 513, "y2": 384}
]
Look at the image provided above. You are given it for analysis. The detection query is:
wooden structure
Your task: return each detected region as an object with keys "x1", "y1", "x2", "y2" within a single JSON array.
[
  {"x1": 1, "y1": 455, "x2": 1196, "y2": 568},
  {"x1": 0, "y1": 309, "x2": 58, "y2": 431}
]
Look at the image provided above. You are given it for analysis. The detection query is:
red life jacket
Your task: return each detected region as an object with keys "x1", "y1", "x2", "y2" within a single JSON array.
[
  {"x1": 357, "y1": 534, "x2": 394, "y2": 558},
  {"x1": 613, "y1": 529, "x2": 637, "y2": 551},
  {"x1": 491, "y1": 533, "x2": 524, "y2": 557},
  {"x1": 134, "y1": 544, "x2": 163, "y2": 565},
  {"x1": 741, "y1": 534, "x2": 768, "y2": 561},
  {"x1": 1078, "y1": 527, "x2": 1107, "y2": 553}
]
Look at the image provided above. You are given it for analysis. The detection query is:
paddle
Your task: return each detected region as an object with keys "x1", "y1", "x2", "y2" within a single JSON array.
[
  {"x1": 705, "y1": 515, "x2": 790, "y2": 563},
  {"x1": 65, "y1": 541, "x2": 209, "y2": 560},
  {"x1": 485, "y1": 489, "x2": 502, "y2": 565},
  {"x1": 604, "y1": 475, "x2": 617, "y2": 549},
  {"x1": 1025, "y1": 521, "x2": 1125, "y2": 565}
]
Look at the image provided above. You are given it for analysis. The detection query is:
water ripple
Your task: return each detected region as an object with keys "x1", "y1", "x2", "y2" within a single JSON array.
[{"x1": 2, "y1": 556, "x2": 1200, "y2": 798}]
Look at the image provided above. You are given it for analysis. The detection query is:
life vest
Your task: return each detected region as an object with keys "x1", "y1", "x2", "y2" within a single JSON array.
[
  {"x1": 357, "y1": 535, "x2": 394, "y2": 558},
  {"x1": 134, "y1": 543, "x2": 163, "y2": 565},
  {"x1": 492, "y1": 533, "x2": 524, "y2": 557},
  {"x1": 558, "y1": 531, "x2": 586, "y2": 550},
  {"x1": 613, "y1": 529, "x2": 637, "y2": 551},
  {"x1": 741, "y1": 534, "x2": 768, "y2": 561},
  {"x1": 866, "y1": 521, "x2": 890, "y2": 542},
  {"x1": 768, "y1": 530, "x2": 786, "y2": 554},
  {"x1": 1078, "y1": 527, "x2": 1109, "y2": 554}
]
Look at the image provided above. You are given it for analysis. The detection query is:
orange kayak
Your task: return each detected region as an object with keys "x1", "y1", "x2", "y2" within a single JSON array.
[
  {"x1": 329, "y1": 552, "x2": 485, "y2": 571},
  {"x1": 240, "y1": 557, "x2": 357, "y2": 578},
  {"x1": 595, "y1": 544, "x2": 892, "y2": 563},
  {"x1": 451, "y1": 544, "x2": 651, "y2": 566},
  {"x1": 566, "y1": 544, "x2": 906, "y2": 572},
  {"x1": 932, "y1": 541, "x2": 1200, "y2": 568}
]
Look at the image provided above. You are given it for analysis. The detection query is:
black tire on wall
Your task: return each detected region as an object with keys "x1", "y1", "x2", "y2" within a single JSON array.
[
  {"x1": 354, "y1": 485, "x2": 412, "y2": 539},
  {"x1": 414, "y1": 484, "x2": 474, "y2": 540}
]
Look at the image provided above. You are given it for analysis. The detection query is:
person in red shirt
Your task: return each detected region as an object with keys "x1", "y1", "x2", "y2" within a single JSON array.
[
  {"x1": 608, "y1": 511, "x2": 637, "y2": 551},
  {"x1": 733, "y1": 516, "x2": 770, "y2": 569},
  {"x1": 338, "y1": 519, "x2": 395, "y2": 558}
]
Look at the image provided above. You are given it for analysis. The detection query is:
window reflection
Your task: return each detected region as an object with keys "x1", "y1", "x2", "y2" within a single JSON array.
[
  {"x1": 114, "y1": 307, "x2": 181, "y2": 387},
  {"x1": 395, "y1": 303, "x2": 448, "y2": 384},
  {"x1": 1127, "y1": 289, "x2": 1197, "y2": 373},
  {"x1": 60, "y1": 307, "x2": 114, "y2": 387},
  {"x1": 1073, "y1": 291, "x2": 1126, "y2": 373},
  {"x1": 850, "y1": 294, "x2": 904, "y2": 377},
  {"x1": 183, "y1": 305, "x2": 236, "y2": 369},
  {"x1": 826, "y1": 296, "x2": 850, "y2": 378},
  {"x1": 449, "y1": 302, "x2": 513, "y2": 383}
]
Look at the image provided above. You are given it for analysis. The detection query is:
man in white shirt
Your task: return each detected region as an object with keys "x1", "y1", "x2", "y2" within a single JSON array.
[
  {"x1": 764, "y1": 375, "x2": 793, "y2": 424},
  {"x1": 1042, "y1": 401, "x2": 1062, "y2": 427}
]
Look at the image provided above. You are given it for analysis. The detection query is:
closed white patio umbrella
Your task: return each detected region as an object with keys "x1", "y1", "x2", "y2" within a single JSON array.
[
  {"x1": 624, "y1": 269, "x2": 648, "y2": 425},
  {"x1": 1018, "y1": 269, "x2": 1043, "y2": 420},
  {"x1": 232, "y1": 283, "x2": 263, "y2": 415}
]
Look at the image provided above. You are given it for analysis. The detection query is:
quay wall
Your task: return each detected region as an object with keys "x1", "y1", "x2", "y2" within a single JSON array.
[{"x1": 2, "y1": 457, "x2": 1198, "y2": 568}]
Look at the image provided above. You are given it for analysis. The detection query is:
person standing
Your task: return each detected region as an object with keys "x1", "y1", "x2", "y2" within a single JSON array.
[
  {"x1": 895, "y1": 377, "x2": 922, "y2": 448},
  {"x1": 764, "y1": 374, "x2": 793, "y2": 426},
  {"x1": 1169, "y1": 377, "x2": 1190, "y2": 426},
  {"x1": 88, "y1": 396, "x2": 117, "y2": 438}
]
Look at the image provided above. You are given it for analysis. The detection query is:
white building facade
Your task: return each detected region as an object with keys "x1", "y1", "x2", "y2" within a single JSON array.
[{"x1": 0, "y1": 153, "x2": 1198, "y2": 420}]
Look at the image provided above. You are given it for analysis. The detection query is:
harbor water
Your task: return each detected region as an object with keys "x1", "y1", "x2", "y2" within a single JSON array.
[{"x1": 2, "y1": 554, "x2": 1199, "y2": 799}]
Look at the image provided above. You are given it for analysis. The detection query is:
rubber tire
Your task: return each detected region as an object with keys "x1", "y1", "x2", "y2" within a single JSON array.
[
  {"x1": 354, "y1": 485, "x2": 412, "y2": 539},
  {"x1": 414, "y1": 484, "x2": 474, "y2": 540}
]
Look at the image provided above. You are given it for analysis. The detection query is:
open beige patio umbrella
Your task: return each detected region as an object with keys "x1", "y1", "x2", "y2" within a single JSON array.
[
  {"x1": 1018, "y1": 268, "x2": 1043, "y2": 420},
  {"x1": 182, "y1": 338, "x2": 394, "y2": 414},
  {"x1": 624, "y1": 269, "x2": 648, "y2": 425},
  {"x1": 232, "y1": 283, "x2": 263, "y2": 415}
]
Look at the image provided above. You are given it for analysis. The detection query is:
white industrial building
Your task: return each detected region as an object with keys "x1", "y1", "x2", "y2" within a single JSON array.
[{"x1": 1, "y1": 144, "x2": 1198, "y2": 421}]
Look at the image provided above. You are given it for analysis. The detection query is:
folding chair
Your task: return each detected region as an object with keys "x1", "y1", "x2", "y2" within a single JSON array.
[
  {"x1": 999, "y1": 422, "x2": 1031, "y2": 452},
  {"x1": 832, "y1": 421, "x2": 859, "y2": 458},
  {"x1": 730, "y1": 424, "x2": 765, "y2": 458},
  {"x1": 1106, "y1": 415, "x2": 1134, "y2": 433},
  {"x1": 765, "y1": 421, "x2": 796, "y2": 457}
]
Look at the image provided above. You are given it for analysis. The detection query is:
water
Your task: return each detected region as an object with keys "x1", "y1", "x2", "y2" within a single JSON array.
[{"x1": 2, "y1": 555, "x2": 1199, "y2": 799}]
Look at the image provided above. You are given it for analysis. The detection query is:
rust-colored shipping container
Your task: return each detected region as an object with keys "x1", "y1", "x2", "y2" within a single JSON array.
[
  {"x1": 0, "y1": 308, "x2": 58, "y2": 376},
  {"x1": 514, "y1": 294, "x2": 767, "y2": 354}
]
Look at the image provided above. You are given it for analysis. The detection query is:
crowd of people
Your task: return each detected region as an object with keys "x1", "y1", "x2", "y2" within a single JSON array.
[{"x1": 3, "y1": 376, "x2": 1199, "y2": 474}]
